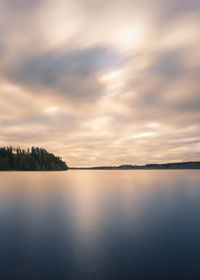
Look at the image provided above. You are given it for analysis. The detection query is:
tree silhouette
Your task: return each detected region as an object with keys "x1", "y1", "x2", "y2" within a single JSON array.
[{"x1": 0, "y1": 147, "x2": 68, "y2": 171}]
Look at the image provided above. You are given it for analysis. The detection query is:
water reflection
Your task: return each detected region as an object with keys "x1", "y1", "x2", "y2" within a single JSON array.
[{"x1": 0, "y1": 170, "x2": 200, "y2": 279}]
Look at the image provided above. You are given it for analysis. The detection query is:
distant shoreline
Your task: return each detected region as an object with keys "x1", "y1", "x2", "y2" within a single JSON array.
[
  {"x1": 69, "y1": 168, "x2": 200, "y2": 170},
  {"x1": 69, "y1": 161, "x2": 200, "y2": 170}
]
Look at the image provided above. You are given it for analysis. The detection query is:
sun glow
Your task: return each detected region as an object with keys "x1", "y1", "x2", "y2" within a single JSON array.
[{"x1": 113, "y1": 24, "x2": 144, "y2": 51}]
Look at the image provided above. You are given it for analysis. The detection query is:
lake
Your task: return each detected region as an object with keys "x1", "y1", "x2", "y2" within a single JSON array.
[{"x1": 0, "y1": 170, "x2": 200, "y2": 279}]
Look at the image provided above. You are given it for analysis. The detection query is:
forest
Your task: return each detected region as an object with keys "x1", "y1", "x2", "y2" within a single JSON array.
[{"x1": 0, "y1": 147, "x2": 68, "y2": 171}]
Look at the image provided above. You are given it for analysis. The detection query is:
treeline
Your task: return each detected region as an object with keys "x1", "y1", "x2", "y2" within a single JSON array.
[
  {"x1": 0, "y1": 147, "x2": 68, "y2": 171},
  {"x1": 72, "y1": 161, "x2": 200, "y2": 170}
]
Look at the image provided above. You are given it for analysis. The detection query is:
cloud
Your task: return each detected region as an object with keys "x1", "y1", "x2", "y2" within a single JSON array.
[
  {"x1": 0, "y1": 0, "x2": 200, "y2": 166},
  {"x1": 3, "y1": 46, "x2": 124, "y2": 101}
]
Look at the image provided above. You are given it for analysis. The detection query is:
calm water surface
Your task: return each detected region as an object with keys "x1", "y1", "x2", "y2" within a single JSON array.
[{"x1": 0, "y1": 170, "x2": 200, "y2": 279}]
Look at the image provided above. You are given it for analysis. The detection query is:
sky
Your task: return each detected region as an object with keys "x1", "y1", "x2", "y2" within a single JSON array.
[{"x1": 0, "y1": 0, "x2": 200, "y2": 167}]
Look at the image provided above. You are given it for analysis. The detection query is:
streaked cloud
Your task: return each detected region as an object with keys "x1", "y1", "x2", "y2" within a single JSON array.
[{"x1": 0, "y1": 0, "x2": 200, "y2": 166}]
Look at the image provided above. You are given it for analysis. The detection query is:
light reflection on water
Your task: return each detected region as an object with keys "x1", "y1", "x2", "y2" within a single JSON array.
[{"x1": 0, "y1": 170, "x2": 200, "y2": 279}]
